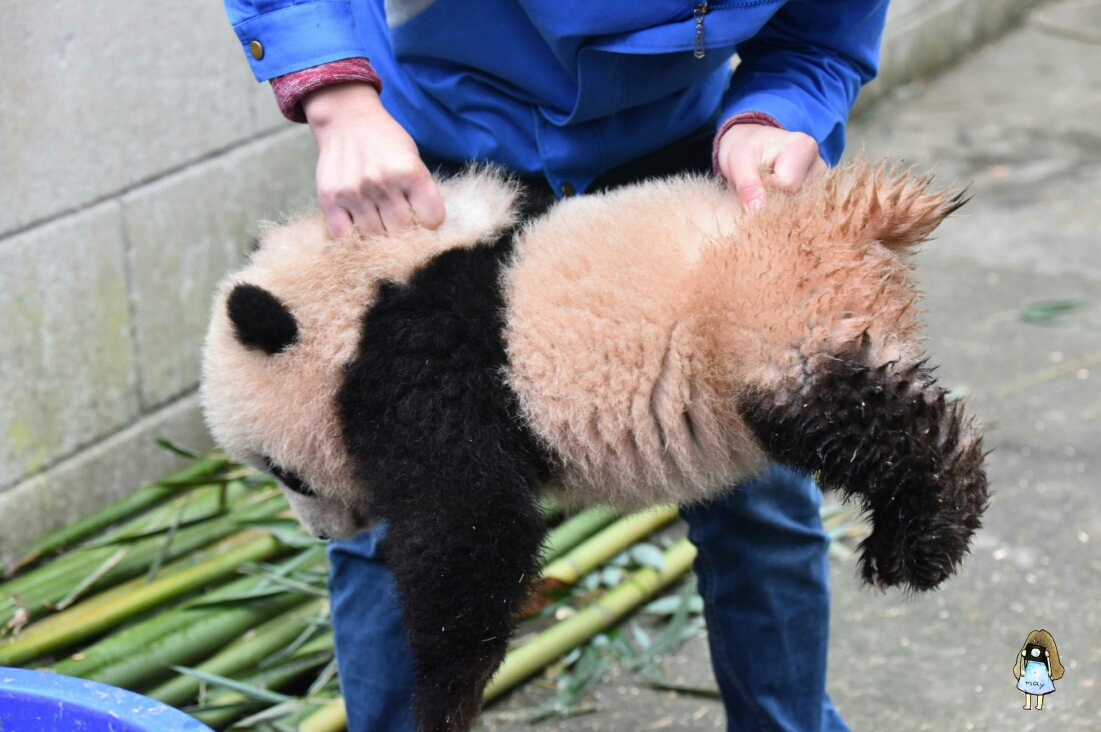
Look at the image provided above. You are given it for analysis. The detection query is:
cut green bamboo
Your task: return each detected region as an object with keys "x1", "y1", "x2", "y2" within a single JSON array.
[
  {"x1": 53, "y1": 552, "x2": 326, "y2": 689},
  {"x1": 0, "y1": 531, "x2": 285, "y2": 666},
  {"x1": 540, "y1": 504, "x2": 679, "y2": 586},
  {"x1": 0, "y1": 490, "x2": 284, "y2": 629},
  {"x1": 145, "y1": 597, "x2": 326, "y2": 705},
  {"x1": 486, "y1": 538, "x2": 697, "y2": 701},
  {"x1": 11, "y1": 529, "x2": 267, "y2": 652},
  {"x1": 3, "y1": 455, "x2": 229, "y2": 575},
  {"x1": 1, "y1": 486, "x2": 230, "y2": 605},
  {"x1": 298, "y1": 701, "x2": 349, "y2": 732},
  {"x1": 188, "y1": 633, "x2": 335, "y2": 729},
  {"x1": 539, "y1": 507, "x2": 619, "y2": 566},
  {"x1": 0, "y1": 481, "x2": 265, "y2": 623}
]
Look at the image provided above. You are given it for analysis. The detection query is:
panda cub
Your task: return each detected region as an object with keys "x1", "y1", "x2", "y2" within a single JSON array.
[{"x1": 201, "y1": 161, "x2": 987, "y2": 732}]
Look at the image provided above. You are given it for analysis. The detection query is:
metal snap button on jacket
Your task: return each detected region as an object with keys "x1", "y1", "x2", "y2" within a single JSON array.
[{"x1": 249, "y1": 40, "x2": 264, "y2": 60}]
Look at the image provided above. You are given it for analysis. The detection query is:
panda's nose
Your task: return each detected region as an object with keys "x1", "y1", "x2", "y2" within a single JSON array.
[{"x1": 317, "y1": 534, "x2": 330, "y2": 541}]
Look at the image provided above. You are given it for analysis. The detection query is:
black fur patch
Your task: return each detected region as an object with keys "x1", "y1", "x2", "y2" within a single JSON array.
[
  {"x1": 338, "y1": 231, "x2": 550, "y2": 732},
  {"x1": 741, "y1": 357, "x2": 988, "y2": 593},
  {"x1": 263, "y1": 456, "x2": 317, "y2": 497},
  {"x1": 226, "y1": 283, "x2": 298, "y2": 355}
]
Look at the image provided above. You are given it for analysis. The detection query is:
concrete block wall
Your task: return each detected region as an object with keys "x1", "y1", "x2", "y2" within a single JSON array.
[
  {"x1": 0, "y1": 0, "x2": 1046, "y2": 562},
  {"x1": 0, "y1": 0, "x2": 317, "y2": 561}
]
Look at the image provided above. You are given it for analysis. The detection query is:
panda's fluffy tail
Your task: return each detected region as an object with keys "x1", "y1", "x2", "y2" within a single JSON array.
[{"x1": 739, "y1": 353, "x2": 989, "y2": 592}]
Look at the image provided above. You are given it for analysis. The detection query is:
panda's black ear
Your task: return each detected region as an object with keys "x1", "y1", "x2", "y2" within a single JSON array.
[{"x1": 226, "y1": 283, "x2": 298, "y2": 355}]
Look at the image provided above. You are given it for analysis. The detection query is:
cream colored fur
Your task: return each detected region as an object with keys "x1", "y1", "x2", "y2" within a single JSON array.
[
  {"x1": 202, "y1": 161, "x2": 958, "y2": 533},
  {"x1": 504, "y1": 161, "x2": 948, "y2": 507}
]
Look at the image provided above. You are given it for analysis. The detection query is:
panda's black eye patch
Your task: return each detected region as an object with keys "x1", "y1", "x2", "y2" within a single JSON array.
[
  {"x1": 263, "y1": 456, "x2": 317, "y2": 497},
  {"x1": 227, "y1": 283, "x2": 298, "y2": 355}
]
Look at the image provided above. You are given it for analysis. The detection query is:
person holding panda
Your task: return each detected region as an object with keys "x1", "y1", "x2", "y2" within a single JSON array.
[{"x1": 221, "y1": 2, "x2": 891, "y2": 729}]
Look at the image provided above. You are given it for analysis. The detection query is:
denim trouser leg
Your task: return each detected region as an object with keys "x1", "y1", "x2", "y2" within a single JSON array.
[
  {"x1": 328, "y1": 526, "x2": 417, "y2": 732},
  {"x1": 680, "y1": 464, "x2": 849, "y2": 732}
]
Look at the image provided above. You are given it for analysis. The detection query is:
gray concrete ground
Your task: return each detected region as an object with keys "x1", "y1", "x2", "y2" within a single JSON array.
[{"x1": 481, "y1": 7, "x2": 1101, "y2": 730}]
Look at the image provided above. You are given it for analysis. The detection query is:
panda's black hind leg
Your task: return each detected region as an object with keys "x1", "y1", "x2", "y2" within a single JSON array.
[
  {"x1": 740, "y1": 355, "x2": 988, "y2": 593},
  {"x1": 337, "y1": 231, "x2": 550, "y2": 731}
]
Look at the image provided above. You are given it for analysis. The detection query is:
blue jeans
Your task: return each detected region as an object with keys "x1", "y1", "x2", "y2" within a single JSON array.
[{"x1": 328, "y1": 465, "x2": 848, "y2": 731}]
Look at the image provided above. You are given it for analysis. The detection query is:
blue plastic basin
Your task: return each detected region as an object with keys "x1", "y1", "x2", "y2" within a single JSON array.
[{"x1": 0, "y1": 667, "x2": 213, "y2": 731}]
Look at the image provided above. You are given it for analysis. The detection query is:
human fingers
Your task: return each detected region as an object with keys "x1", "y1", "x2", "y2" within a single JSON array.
[
  {"x1": 404, "y1": 171, "x2": 446, "y2": 230},
  {"x1": 347, "y1": 199, "x2": 386, "y2": 238},
  {"x1": 321, "y1": 202, "x2": 355, "y2": 240},
  {"x1": 727, "y1": 147, "x2": 767, "y2": 212},
  {"x1": 375, "y1": 191, "x2": 415, "y2": 233},
  {"x1": 768, "y1": 133, "x2": 821, "y2": 192}
]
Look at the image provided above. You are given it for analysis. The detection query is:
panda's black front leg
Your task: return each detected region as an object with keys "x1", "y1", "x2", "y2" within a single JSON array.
[
  {"x1": 740, "y1": 355, "x2": 989, "y2": 592},
  {"x1": 336, "y1": 239, "x2": 549, "y2": 731},
  {"x1": 368, "y1": 455, "x2": 545, "y2": 732}
]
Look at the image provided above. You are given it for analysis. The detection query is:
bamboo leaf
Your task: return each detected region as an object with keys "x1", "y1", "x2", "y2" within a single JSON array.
[
  {"x1": 237, "y1": 519, "x2": 324, "y2": 549},
  {"x1": 306, "y1": 658, "x2": 340, "y2": 696},
  {"x1": 1020, "y1": 299, "x2": 1089, "y2": 324},
  {"x1": 237, "y1": 566, "x2": 328, "y2": 598},
  {"x1": 77, "y1": 511, "x2": 228, "y2": 547},
  {"x1": 629, "y1": 543, "x2": 666, "y2": 571},
  {"x1": 260, "y1": 623, "x2": 323, "y2": 669},
  {"x1": 155, "y1": 439, "x2": 203, "y2": 459},
  {"x1": 642, "y1": 594, "x2": 704, "y2": 616},
  {"x1": 54, "y1": 548, "x2": 130, "y2": 611},
  {"x1": 145, "y1": 504, "x2": 185, "y2": 584},
  {"x1": 229, "y1": 699, "x2": 304, "y2": 728},
  {"x1": 3, "y1": 455, "x2": 229, "y2": 575},
  {"x1": 171, "y1": 666, "x2": 294, "y2": 704},
  {"x1": 600, "y1": 566, "x2": 624, "y2": 588},
  {"x1": 183, "y1": 588, "x2": 294, "y2": 609}
]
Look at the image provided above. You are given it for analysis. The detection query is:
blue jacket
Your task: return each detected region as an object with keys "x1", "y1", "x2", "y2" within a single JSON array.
[{"x1": 225, "y1": 0, "x2": 888, "y2": 193}]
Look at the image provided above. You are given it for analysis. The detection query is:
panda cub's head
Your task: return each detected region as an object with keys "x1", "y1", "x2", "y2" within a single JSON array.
[{"x1": 200, "y1": 168, "x2": 524, "y2": 539}]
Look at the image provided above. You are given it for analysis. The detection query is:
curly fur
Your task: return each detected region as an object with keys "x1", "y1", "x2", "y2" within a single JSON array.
[{"x1": 201, "y1": 159, "x2": 989, "y2": 732}]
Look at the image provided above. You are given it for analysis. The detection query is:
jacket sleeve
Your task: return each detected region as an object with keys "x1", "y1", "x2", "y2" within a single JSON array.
[
  {"x1": 718, "y1": 0, "x2": 889, "y2": 165},
  {"x1": 223, "y1": 0, "x2": 372, "y2": 81}
]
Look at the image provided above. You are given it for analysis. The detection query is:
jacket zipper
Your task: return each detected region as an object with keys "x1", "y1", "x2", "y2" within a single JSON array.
[{"x1": 693, "y1": 2, "x2": 709, "y2": 58}]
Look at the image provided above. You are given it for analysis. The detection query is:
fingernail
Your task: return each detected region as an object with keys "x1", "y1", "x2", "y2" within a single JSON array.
[{"x1": 747, "y1": 198, "x2": 764, "y2": 212}]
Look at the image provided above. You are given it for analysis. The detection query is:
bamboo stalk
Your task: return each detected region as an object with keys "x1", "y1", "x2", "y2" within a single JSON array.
[
  {"x1": 0, "y1": 531, "x2": 285, "y2": 666},
  {"x1": 540, "y1": 504, "x2": 679, "y2": 586},
  {"x1": 143, "y1": 599, "x2": 327, "y2": 704},
  {"x1": 53, "y1": 550, "x2": 326, "y2": 689},
  {"x1": 486, "y1": 538, "x2": 697, "y2": 701},
  {"x1": 540, "y1": 507, "x2": 619, "y2": 566},
  {"x1": 2, "y1": 455, "x2": 229, "y2": 576},
  {"x1": 297, "y1": 701, "x2": 349, "y2": 732}
]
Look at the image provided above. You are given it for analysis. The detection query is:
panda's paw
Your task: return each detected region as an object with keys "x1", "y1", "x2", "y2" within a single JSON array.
[
  {"x1": 860, "y1": 520, "x2": 958, "y2": 592},
  {"x1": 859, "y1": 457, "x2": 988, "y2": 593}
]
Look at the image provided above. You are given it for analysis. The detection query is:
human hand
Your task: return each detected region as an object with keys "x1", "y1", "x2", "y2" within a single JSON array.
[
  {"x1": 303, "y1": 82, "x2": 445, "y2": 239},
  {"x1": 716, "y1": 124, "x2": 828, "y2": 212}
]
